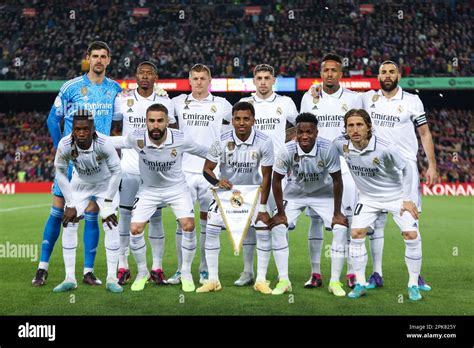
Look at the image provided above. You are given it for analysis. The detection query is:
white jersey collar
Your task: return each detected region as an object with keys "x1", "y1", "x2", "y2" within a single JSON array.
[
  {"x1": 349, "y1": 135, "x2": 376, "y2": 154},
  {"x1": 232, "y1": 127, "x2": 256, "y2": 146},
  {"x1": 188, "y1": 92, "x2": 214, "y2": 102},
  {"x1": 377, "y1": 86, "x2": 403, "y2": 101},
  {"x1": 297, "y1": 141, "x2": 317, "y2": 157},
  {"x1": 253, "y1": 92, "x2": 277, "y2": 103},
  {"x1": 134, "y1": 89, "x2": 157, "y2": 101},
  {"x1": 321, "y1": 85, "x2": 344, "y2": 99},
  {"x1": 145, "y1": 128, "x2": 173, "y2": 148}
]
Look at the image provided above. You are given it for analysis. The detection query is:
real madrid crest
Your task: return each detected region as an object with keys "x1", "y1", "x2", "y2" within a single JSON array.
[
  {"x1": 170, "y1": 148, "x2": 177, "y2": 158},
  {"x1": 227, "y1": 141, "x2": 236, "y2": 151},
  {"x1": 96, "y1": 155, "x2": 103, "y2": 162},
  {"x1": 251, "y1": 151, "x2": 258, "y2": 160},
  {"x1": 211, "y1": 105, "x2": 217, "y2": 113},
  {"x1": 397, "y1": 105, "x2": 403, "y2": 113},
  {"x1": 276, "y1": 107, "x2": 283, "y2": 115},
  {"x1": 127, "y1": 99, "x2": 134, "y2": 107},
  {"x1": 137, "y1": 139, "x2": 145, "y2": 149},
  {"x1": 230, "y1": 190, "x2": 244, "y2": 208},
  {"x1": 342, "y1": 144, "x2": 349, "y2": 154},
  {"x1": 317, "y1": 160, "x2": 324, "y2": 168},
  {"x1": 373, "y1": 157, "x2": 380, "y2": 165},
  {"x1": 341, "y1": 103, "x2": 348, "y2": 112},
  {"x1": 372, "y1": 94, "x2": 379, "y2": 103},
  {"x1": 81, "y1": 87, "x2": 88, "y2": 96}
]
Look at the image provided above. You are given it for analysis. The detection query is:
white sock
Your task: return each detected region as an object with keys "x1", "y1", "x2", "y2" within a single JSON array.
[
  {"x1": 242, "y1": 225, "x2": 256, "y2": 275},
  {"x1": 181, "y1": 230, "x2": 196, "y2": 279},
  {"x1": 118, "y1": 208, "x2": 131, "y2": 269},
  {"x1": 149, "y1": 210, "x2": 165, "y2": 270},
  {"x1": 308, "y1": 217, "x2": 324, "y2": 274},
  {"x1": 38, "y1": 261, "x2": 49, "y2": 271},
  {"x1": 255, "y1": 227, "x2": 271, "y2": 282},
  {"x1": 199, "y1": 219, "x2": 208, "y2": 273},
  {"x1": 350, "y1": 237, "x2": 368, "y2": 285},
  {"x1": 103, "y1": 222, "x2": 120, "y2": 282},
  {"x1": 272, "y1": 224, "x2": 289, "y2": 281},
  {"x1": 369, "y1": 213, "x2": 386, "y2": 275},
  {"x1": 346, "y1": 216, "x2": 354, "y2": 274},
  {"x1": 205, "y1": 225, "x2": 221, "y2": 281},
  {"x1": 130, "y1": 232, "x2": 148, "y2": 278},
  {"x1": 62, "y1": 222, "x2": 79, "y2": 282},
  {"x1": 175, "y1": 222, "x2": 183, "y2": 272},
  {"x1": 405, "y1": 238, "x2": 422, "y2": 287},
  {"x1": 331, "y1": 224, "x2": 347, "y2": 282}
]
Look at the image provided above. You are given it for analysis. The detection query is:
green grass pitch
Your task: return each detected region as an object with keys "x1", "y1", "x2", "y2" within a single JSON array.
[{"x1": 0, "y1": 194, "x2": 472, "y2": 316}]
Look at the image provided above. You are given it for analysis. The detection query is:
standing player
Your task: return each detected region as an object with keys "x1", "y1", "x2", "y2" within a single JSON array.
[
  {"x1": 300, "y1": 53, "x2": 361, "y2": 290},
  {"x1": 112, "y1": 61, "x2": 176, "y2": 286},
  {"x1": 333, "y1": 109, "x2": 425, "y2": 301},
  {"x1": 169, "y1": 64, "x2": 232, "y2": 285},
  {"x1": 360, "y1": 61, "x2": 436, "y2": 291},
  {"x1": 235, "y1": 64, "x2": 298, "y2": 287},
  {"x1": 195, "y1": 102, "x2": 274, "y2": 294},
  {"x1": 53, "y1": 111, "x2": 122, "y2": 293},
  {"x1": 33, "y1": 41, "x2": 122, "y2": 287},
  {"x1": 111, "y1": 104, "x2": 208, "y2": 292},
  {"x1": 271, "y1": 113, "x2": 348, "y2": 296}
]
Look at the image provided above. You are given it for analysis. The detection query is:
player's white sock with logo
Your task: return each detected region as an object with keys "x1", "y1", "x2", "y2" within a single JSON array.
[
  {"x1": 308, "y1": 217, "x2": 324, "y2": 274},
  {"x1": 118, "y1": 208, "x2": 131, "y2": 270},
  {"x1": 205, "y1": 225, "x2": 221, "y2": 281},
  {"x1": 149, "y1": 210, "x2": 165, "y2": 270},
  {"x1": 331, "y1": 224, "x2": 348, "y2": 282},
  {"x1": 349, "y1": 237, "x2": 367, "y2": 285},
  {"x1": 175, "y1": 222, "x2": 183, "y2": 272},
  {"x1": 272, "y1": 224, "x2": 289, "y2": 281},
  {"x1": 255, "y1": 227, "x2": 271, "y2": 282},
  {"x1": 62, "y1": 222, "x2": 79, "y2": 282},
  {"x1": 242, "y1": 225, "x2": 256, "y2": 275},
  {"x1": 199, "y1": 219, "x2": 208, "y2": 273},
  {"x1": 103, "y1": 222, "x2": 120, "y2": 282},
  {"x1": 181, "y1": 231, "x2": 196, "y2": 280},
  {"x1": 130, "y1": 232, "x2": 148, "y2": 278},
  {"x1": 404, "y1": 237, "x2": 422, "y2": 287},
  {"x1": 369, "y1": 213, "x2": 386, "y2": 275}
]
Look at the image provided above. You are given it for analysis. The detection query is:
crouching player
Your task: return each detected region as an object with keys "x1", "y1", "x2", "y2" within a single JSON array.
[
  {"x1": 195, "y1": 101, "x2": 274, "y2": 294},
  {"x1": 111, "y1": 103, "x2": 208, "y2": 292},
  {"x1": 53, "y1": 111, "x2": 123, "y2": 293},
  {"x1": 334, "y1": 109, "x2": 425, "y2": 301},
  {"x1": 271, "y1": 113, "x2": 349, "y2": 296}
]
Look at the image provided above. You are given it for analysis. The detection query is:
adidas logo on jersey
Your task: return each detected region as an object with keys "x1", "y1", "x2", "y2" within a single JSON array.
[
  {"x1": 370, "y1": 104, "x2": 375, "y2": 108},
  {"x1": 412, "y1": 222, "x2": 418, "y2": 228},
  {"x1": 127, "y1": 108, "x2": 134, "y2": 113},
  {"x1": 312, "y1": 105, "x2": 318, "y2": 110}
]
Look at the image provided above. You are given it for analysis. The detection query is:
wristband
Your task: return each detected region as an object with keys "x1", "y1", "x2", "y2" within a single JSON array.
[{"x1": 258, "y1": 204, "x2": 267, "y2": 213}]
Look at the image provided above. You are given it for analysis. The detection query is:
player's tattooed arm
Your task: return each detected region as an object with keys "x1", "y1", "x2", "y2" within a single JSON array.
[{"x1": 329, "y1": 170, "x2": 348, "y2": 227}]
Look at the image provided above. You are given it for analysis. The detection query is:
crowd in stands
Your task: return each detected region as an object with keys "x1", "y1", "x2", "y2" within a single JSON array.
[
  {"x1": 0, "y1": 108, "x2": 471, "y2": 183},
  {"x1": 0, "y1": 0, "x2": 472, "y2": 80}
]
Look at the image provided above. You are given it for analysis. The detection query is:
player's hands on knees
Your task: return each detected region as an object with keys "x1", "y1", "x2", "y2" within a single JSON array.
[
  {"x1": 62, "y1": 207, "x2": 78, "y2": 227},
  {"x1": 103, "y1": 214, "x2": 118, "y2": 229},
  {"x1": 331, "y1": 212, "x2": 349, "y2": 228},
  {"x1": 269, "y1": 212, "x2": 288, "y2": 229},
  {"x1": 217, "y1": 179, "x2": 233, "y2": 190},
  {"x1": 256, "y1": 212, "x2": 272, "y2": 227},
  {"x1": 400, "y1": 200, "x2": 419, "y2": 220}
]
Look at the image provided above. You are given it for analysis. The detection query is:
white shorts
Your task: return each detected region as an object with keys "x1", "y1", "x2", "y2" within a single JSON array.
[
  {"x1": 406, "y1": 160, "x2": 422, "y2": 211},
  {"x1": 70, "y1": 181, "x2": 119, "y2": 217},
  {"x1": 131, "y1": 183, "x2": 195, "y2": 223},
  {"x1": 351, "y1": 199, "x2": 419, "y2": 233},
  {"x1": 184, "y1": 171, "x2": 212, "y2": 212},
  {"x1": 118, "y1": 172, "x2": 141, "y2": 208},
  {"x1": 288, "y1": 196, "x2": 335, "y2": 230}
]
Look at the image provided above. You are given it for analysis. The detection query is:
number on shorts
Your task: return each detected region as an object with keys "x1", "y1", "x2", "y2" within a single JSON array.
[
  {"x1": 354, "y1": 203, "x2": 363, "y2": 216},
  {"x1": 208, "y1": 199, "x2": 219, "y2": 213}
]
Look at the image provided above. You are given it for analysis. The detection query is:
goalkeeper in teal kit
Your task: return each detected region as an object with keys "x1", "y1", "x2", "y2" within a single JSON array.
[{"x1": 32, "y1": 41, "x2": 122, "y2": 287}]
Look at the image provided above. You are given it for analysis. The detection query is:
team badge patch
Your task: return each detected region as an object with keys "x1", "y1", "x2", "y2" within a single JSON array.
[
  {"x1": 313, "y1": 96, "x2": 320, "y2": 104},
  {"x1": 127, "y1": 99, "x2": 134, "y2": 107},
  {"x1": 96, "y1": 155, "x2": 103, "y2": 162},
  {"x1": 251, "y1": 151, "x2": 258, "y2": 160},
  {"x1": 275, "y1": 158, "x2": 284, "y2": 169},
  {"x1": 341, "y1": 103, "x2": 348, "y2": 112},
  {"x1": 373, "y1": 157, "x2": 380, "y2": 165},
  {"x1": 276, "y1": 107, "x2": 283, "y2": 115},
  {"x1": 342, "y1": 144, "x2": 349, "y2": 154},
  {"x1": 317, "y1": 160, "x2": 324, "y2": 168},
  {"x1": 170, "y1": 148, "x2": 177, "y2": 158},
  {"x1": 372, "y1": 94, "x2": 379, "y2": 102},
  {"x1": 230, "y1": 190, "x2": 244, "y2": 208},
  {"x1": 137, "y1": 139, "x2": 145, "y2": 149},
  {"x1": 211, "y1": 105, "x2": 217, "y2": 113},
  {"x1": 397, "y1": 105, "x2": 403, "y2": 113},
  {"x1": 81, "y1": 87, "x2": 88, "y2": 96},
  {"x1": 227, "y1": 142, "x2": 236, "y2": 151}
]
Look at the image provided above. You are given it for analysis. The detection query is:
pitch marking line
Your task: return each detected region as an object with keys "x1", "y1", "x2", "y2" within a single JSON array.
[{"x1": 0, "y1": 204, "x2": 50, "y2": 213}]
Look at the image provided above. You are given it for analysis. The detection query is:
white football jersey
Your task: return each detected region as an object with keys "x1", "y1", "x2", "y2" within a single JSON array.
[
  {"x1": 239, "y1": 93, "x2": 298, "y2": 157},
  {"x1": 361, "y1": 87, "x2": 427, "y2": 161},
  {"x1": 55, "y1": 132, "x2": 122, "y2": 206},
  {"x1": 300, "y1": 86, "x2": 362, "y2": 141},
  {"x1": 173, "y1": 93, "x2": 232, "y2": 174},
  {"x1": 273, "y1": 138, "x2": 341, "y2": 199},
  {"x1": 113, "y1": 89, "x2": 176, "y2": 175},
  {"x1": 206, "y1": 128, "x2": 274, "y2": 185},
  {"x1": 111, "y1": 128, "x2": 208, "y2": 188},
  {"x1": 333, "y1": 135, "x2": 408, "y2": 202}
]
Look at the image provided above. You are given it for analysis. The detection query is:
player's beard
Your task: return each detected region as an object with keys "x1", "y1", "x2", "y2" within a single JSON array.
[
  {"x1": 148, "y1": 128, "x2": 164, "y2": 141},
  {"x1": 380, "y1": 78, "x2": 398, "y2": 92}
]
